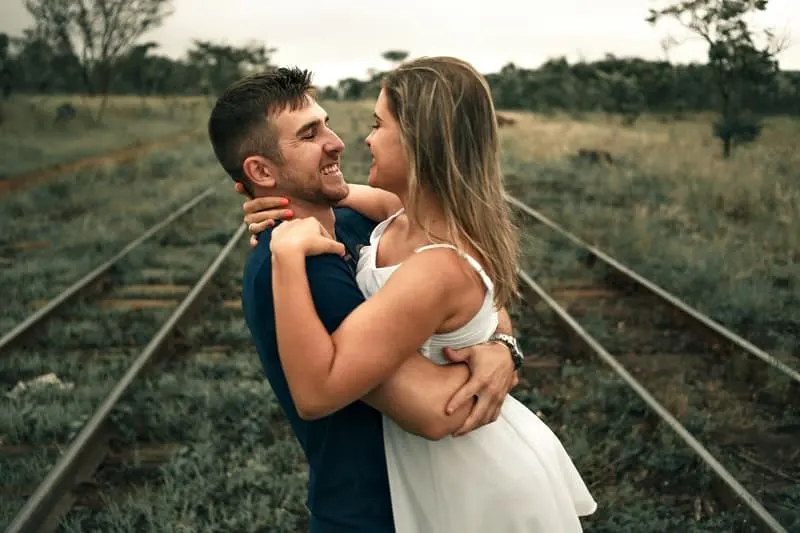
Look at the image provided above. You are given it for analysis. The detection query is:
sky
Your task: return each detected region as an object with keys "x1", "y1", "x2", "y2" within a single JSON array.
[{"x1": 1, "y1": 0, "x2": 798, "y2": 87}]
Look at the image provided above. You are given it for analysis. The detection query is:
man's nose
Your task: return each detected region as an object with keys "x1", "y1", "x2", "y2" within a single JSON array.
[{"x1": 326, "y1": 131, "x2": 345, "y2": 154}]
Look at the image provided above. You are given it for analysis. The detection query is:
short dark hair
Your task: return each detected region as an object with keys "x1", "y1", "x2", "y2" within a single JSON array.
[{"x1": 207, "y1": 67, "x2": 314, "y2": 182}]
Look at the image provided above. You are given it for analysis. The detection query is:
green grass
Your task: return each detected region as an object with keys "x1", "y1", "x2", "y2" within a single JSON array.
[
  {"x1": 1, "y1": 99, "x2": 798, "y2": 531},
  {"x1": 0, "y1": 139, "x2": 240, "y2": 332},
  {"x1": 0, "y1": 95, "x2": 213, "y2": 178}
]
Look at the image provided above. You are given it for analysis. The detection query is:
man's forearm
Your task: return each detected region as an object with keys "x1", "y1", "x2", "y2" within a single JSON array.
[
  {"x1": 362, "y1": 354, "x2": 472, "y2": 440},
  {"x1": 497, "y1": 306, "x2": 513, "y2": 335},
  {"x1": 364, "y1": 308, "x2": 516, "y2": 439}
]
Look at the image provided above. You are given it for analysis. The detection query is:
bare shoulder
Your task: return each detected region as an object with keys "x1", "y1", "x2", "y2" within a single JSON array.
[{"x1": 385, "y1": 247, "x2": 486, "y2": 316}]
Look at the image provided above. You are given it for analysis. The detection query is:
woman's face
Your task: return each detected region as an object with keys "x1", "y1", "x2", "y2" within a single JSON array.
[{"x1": 365, "y1": 89, "x2": 408, "y2": 196}]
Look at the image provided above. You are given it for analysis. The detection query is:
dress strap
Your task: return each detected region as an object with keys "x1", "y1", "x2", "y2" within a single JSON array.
[{"x1": 413, "y1": 244, "x2": 494, "y2": 290}]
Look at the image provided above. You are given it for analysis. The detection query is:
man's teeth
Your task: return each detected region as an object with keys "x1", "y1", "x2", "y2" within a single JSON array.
[{"x1": 321, "y1": 164, "x2": 340, "y2": 175}]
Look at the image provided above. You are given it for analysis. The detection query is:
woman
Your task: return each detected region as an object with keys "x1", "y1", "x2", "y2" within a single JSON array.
[{"x1": 255, "y1": 57, "x2": 596, "y2": 532}]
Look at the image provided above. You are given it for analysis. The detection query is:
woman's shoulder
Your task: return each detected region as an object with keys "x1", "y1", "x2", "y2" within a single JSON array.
[{"x1": 399, "y1": 243, "x2": 488, "y2": 292}]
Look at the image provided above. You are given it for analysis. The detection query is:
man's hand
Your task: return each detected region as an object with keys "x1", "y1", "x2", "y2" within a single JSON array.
[
  {"x1": 443, "y1": 342, "x2": 519, "y2": 437},
  {"x1": 233, "y1": 182, "x2": 294, "y2": 248}
]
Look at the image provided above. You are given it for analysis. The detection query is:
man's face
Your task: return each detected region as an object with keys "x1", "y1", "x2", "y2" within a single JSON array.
[{"x1": 272, "y1": 96, "x2": 348, "y2": 205}]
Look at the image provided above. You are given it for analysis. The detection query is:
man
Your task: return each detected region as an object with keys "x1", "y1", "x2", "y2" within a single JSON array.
[{"x1": 207, "y1": 67, "x2": 525, "y2": 532}]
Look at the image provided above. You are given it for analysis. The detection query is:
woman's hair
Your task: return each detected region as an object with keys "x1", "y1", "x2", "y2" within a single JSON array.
[{"x1": 381, "y1": 56, "x2": 519, "y2": 308}]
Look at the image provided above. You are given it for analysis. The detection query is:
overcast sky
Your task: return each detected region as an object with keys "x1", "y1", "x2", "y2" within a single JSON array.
[{"x1": 1, "y1": 0, "x2": 798, "y2": 87}]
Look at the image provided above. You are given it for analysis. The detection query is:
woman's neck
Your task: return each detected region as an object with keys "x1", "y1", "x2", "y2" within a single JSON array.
[{"x1": 398, "y1": 193, "x2": 452, "y2": 245}]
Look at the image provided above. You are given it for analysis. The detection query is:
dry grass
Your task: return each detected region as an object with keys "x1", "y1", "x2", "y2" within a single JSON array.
[
  {"x1": 318, "y1": 98, "x2": 798, "y2": 351},
  {"x1": 0, "y1": 95, "x2": 214, "y2": 178}
]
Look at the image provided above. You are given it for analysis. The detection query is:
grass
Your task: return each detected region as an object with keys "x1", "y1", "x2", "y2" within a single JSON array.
[
  {"x1": 326, "y1": 98, "x2": 798, "y2": 352},
  {"x1": 0, "y1": 138, "x2": 235, "y2": 332},
  {"x1": 0, "y1": 95, "x2": 213, "y2": 178},
  {"x1": 498, "y1": 111, "x2": 799, "y2": 354},
  {"x1": 0, "y1": 95, "x2": 797, "y2": 532}
]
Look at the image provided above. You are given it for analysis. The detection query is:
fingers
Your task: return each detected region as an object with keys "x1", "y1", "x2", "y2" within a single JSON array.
[
  {"x1": 247, "y1": 220, "x2": 275, "y2": 239},
  {"x1": 453, "y1": 394, "x2": 491, "y2": 437},
  {"x1": 490, "y1": 404, "x2": 502, "y2": 425},
  {"x1": 309, "y1": 234, "x2": 346, "y2": 256},
  {"x1": 442, "y1": 346, "x2": 470, "y2": 364},
  {"x1": 452, "y1": 379, "x2": 508, "y2": 437},
  {"x1": 244, "y1": 208, "x2": 293, "y2": 226},
  {"x1": 446, "y1": 378, "x2": 481, "y2": 415},
  {"x1": 243, "y1": 196, "x2": 289, "y2": 215},
  {"x1": 249, "y1": 235, "x2": 258, "y2": 248}
]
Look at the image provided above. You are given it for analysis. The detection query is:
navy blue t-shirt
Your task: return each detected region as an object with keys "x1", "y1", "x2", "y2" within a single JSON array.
[{"x1": 241, "y1": 207, "x2": 394, "y2": 532}]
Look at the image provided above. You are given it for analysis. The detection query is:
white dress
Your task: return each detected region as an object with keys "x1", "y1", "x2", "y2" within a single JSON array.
[{"x1": 355, "y1": 210, "x2": 598, "y2": 533}]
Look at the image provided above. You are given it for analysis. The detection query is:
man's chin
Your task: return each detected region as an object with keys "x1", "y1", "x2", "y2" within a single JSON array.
[{"x1": 323, "y1": 185, "x2": 350, "y2": 205}]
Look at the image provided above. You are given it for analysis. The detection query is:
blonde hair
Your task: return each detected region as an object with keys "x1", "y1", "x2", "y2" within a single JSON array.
[{"x1": 381, "y1": 56, "x2": 520, "y2": 308}]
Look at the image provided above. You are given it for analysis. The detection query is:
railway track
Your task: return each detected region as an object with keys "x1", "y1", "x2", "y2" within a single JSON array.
[
  {"x1": 0, "y1": 188, "x2": 260, "y2": 531},
  {"x1": 508, "y1": 195, "x2": 799, "y2": 533},
  {"x1": 0, "y1": 183, "x2": 796, "y2": 531}
]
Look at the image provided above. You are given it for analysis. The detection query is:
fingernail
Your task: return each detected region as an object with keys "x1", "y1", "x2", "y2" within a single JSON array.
[
  {"x1": 285, "y1": 210, "x2": 294, "y2": 218},
  {"x1": 280, "y1": 198, "x2": 289, "y2": 206}
]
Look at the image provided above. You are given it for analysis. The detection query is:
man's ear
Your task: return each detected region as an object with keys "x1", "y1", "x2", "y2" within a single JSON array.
[{"x1": 242, "y1": 155, "x2": 277, "y2": 188}]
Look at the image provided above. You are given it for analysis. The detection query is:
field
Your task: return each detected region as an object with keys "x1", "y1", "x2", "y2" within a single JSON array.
[
  {"x1": 0, "y1": 95, "x2": 213, "y2": 179},
  {"x1": 0, "y1": 95, "x2": 797, "y2": 532}
]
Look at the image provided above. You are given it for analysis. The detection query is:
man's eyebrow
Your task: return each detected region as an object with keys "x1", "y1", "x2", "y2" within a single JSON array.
[{"x1": 295, "y1": 115, "x2": 329, "y2": 137}]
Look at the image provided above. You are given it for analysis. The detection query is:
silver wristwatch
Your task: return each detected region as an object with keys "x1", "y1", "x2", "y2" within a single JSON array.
[{"x1": 488, "y1": 333, "x2": 524, "y2": 371}]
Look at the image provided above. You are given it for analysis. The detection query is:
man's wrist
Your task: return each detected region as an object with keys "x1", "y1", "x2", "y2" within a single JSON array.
[{"x1": 488, "y1": 333, "x2": 524, "y2": 371}]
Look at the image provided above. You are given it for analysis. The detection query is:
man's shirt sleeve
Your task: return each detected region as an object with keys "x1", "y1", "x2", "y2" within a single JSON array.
[
  {"x1": 304, "y1": 254, "x2": 367, "y2": 333},
  {"x1": 253, "y1": 252, "x2": 366, "y2": 337}
]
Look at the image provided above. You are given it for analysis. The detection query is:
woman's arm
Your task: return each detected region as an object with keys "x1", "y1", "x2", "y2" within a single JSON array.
[
  {"x1": 336, "y1": 184, "x2": 402, "y2": 222},
  {"x1": 271, "y1": 238, "x2": 464, "y2": 419}
]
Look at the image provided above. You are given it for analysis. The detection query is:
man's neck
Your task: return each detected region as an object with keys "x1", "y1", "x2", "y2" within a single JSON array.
[{"x1": 285, "y1": 199, "x2": 336, "y2": 238}]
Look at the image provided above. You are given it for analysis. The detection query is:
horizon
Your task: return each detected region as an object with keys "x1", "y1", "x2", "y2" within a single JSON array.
[{"x1": 1, "y1": 0, "x2": 798, "y2": 87}]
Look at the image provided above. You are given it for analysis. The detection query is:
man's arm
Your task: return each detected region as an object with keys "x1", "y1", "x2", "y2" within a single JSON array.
[
  {"x1": 363, "y1": 355, "x2": 473, "y2": 440},
  {"x1": 366, "y1": 306, "x2": 517, "y2": 440},
  {"x1": 497, "y1": 306, "x2": 513, "y2": 335}
]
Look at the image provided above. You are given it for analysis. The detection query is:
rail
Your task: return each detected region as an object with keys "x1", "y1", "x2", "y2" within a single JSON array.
[
  {"x1": 506, "y1": 194, "x2": 800, "y2": 385},
  {"x1": 0, "y1": 187, "x2": 215, "y2": 354},
  {"x1": 3, "y1": 223, "x2": 248, "y2": 533}
]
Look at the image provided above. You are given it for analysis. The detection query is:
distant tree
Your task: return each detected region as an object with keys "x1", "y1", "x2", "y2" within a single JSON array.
[
  {"x1": 24, "y1": 0, "x2": 175, "y2": 121},
  {"x1": 595, "y1": 69, "x2": 646, "y2": 125},
  {"x1": 0, "y1": 33, "x2": 11, "y2": 99},
  {"x1": 382, "y1": 50, "x2": 409, "y2": 65},
  {"x1": 187, "y1": 40, "x2": 275, "y2": 95},
  {"x1": 647, "y1": 0, "x2": 785, "y2": 157},
  {"x1": 338, "y1": 77, "x2": 367, "y2": 100}
]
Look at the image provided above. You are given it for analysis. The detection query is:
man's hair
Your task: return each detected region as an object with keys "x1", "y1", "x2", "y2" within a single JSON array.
[{"x1": 207, "y1": 67, "x2": 314, "y2": 181}]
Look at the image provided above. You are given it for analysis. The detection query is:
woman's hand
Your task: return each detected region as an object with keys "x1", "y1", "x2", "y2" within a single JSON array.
[
  {"x1": 233, "y1": 182, "x2": 294, "y2": 248},
  {"x1": 270, "y1": 218, "x2": 345, "y2": 258}
]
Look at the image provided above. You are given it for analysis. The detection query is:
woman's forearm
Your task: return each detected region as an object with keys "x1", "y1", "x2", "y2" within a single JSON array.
[
  {"x1": 336, "y1": 184, "x2": 401, "y2": 222},
  {"x1": 271, "y1": 249, "x2": 338, "y2": 419}
]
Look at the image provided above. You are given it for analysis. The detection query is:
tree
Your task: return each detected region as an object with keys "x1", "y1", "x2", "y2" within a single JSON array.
[
  {"x1": 187, "y1": 40, "x2": 275, "y2": 95},
  {"x1": 0, "y1": 33, "x2": 12, "y2": 99},
  {"x1": 382, "y1": 49, "x2": 409, "y2": 65},
  {"x1": 24, "y1": 0, "x2": 175, "y2": 121},
  {"x1": 647, "y1": 0, "x2": 785, "y2": 157}
]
